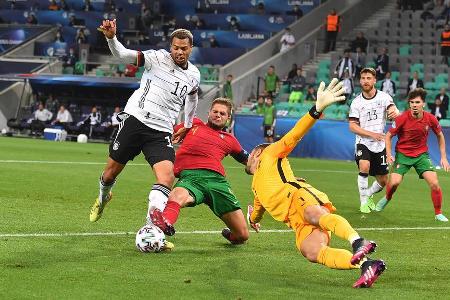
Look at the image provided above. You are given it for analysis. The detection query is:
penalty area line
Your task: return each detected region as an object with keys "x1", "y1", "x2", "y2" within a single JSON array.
[{"x1": 1, "y1": 227, "x2": 450, "y2": 238}]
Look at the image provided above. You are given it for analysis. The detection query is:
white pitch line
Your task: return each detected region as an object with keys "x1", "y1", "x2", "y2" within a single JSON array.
[
  {"x1": 1, "y1": 227, "x2": 450, "y2": 238},
  {"x1": 2, "y1": 160, "x2": 449, "y2": 176},
  {"x1": 0, "y1": 159, "x2": 355, "y2": 174}
]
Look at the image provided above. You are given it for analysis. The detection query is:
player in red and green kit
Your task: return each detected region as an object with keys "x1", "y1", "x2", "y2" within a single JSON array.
[
  {"x1": 150, "y1": 98, "x2": 250, "y2": 244},
  {"x1": 375, "y1": 88, "x2": 450, "y2": 221}
]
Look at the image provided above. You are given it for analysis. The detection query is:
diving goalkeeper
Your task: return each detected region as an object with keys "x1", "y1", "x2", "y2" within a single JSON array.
[{"x1": 245, "y1": 79, "x2": 386, "y2": 288}]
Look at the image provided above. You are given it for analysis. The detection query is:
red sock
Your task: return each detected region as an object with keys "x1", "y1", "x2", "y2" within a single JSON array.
[
  {"x1": 386, "y1": 183, "x2": 397, "y2": 200},
  {"x1": 431, "y1": 188, "x2": 442, "y2": 215},
  {"x1": 162, "y1": 201, "x2": 181, "y2": 224}
]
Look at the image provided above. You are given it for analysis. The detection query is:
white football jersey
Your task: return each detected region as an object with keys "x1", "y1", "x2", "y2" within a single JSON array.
[
  {"x1": 124, "y1": 49, "x2": 200, "y2": 133},
  {"x1": 349, "y1": 90, "x2": 394, "y2": 153}
]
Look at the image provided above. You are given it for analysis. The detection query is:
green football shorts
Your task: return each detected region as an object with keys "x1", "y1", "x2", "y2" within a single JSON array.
[
  {"x1": 392, "y1": 152, "x2": 435, "y2": 178},
  {"x1": 174, "y1": 169, "x2": 241, "y2": 217}
]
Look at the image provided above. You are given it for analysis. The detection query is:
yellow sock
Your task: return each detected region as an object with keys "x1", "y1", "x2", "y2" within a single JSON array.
[
  {"x1": 318, "y1": 213, "x2": 359, "y2": 243},
  {"x1": 317, "y1": 246, "x2": 358, "y2": 269}
]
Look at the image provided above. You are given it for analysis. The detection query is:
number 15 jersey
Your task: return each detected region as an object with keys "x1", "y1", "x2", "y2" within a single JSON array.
[
  {"x1": 124, "y1": 49, "x2": 200, "y2": 134},
  {"x1": 349, "y1": 90, "x2": 394, "y2": 153}
]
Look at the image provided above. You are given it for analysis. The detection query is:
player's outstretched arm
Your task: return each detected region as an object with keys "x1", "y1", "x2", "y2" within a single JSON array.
[
  {"x1": 99, "y1": 19, "x2": 138, "y2": 64},
  {"x1": 387, "y1": 104, "x2": 400, "y2": 120},
  {"x1": 248, "y1": 198, "x2": 265, "y2": 232},
  {"x1": 315, "y1": 78, "x2": 346, "y2": 112},
  {"x1": 247, "y1": 205, "x2": 261, "y2": 233},
  {"x1": 385, "y1": 131, "x2": 394, "y2": 165},
  {"x1": 437, "y1": 132, "x2": 450, "y2": 171},
  {"x1": 267, "y1": 79, "x2": 345, "y2": 158},
  {"x1": 349, "y1": 121, "x2": 385, "y2": 141}
]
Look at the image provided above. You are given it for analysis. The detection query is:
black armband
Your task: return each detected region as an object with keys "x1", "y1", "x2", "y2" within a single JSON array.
[
  {"x1": 309, "y1": 105, "x2": 322, "y2": 119},
  {"x1": 231, "y1": 149, "x2": 249, "y2": 165}
]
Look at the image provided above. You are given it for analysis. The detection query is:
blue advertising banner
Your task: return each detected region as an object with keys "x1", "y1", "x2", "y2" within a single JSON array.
[
  {"x1": 189, "y1": 47, "x2": 246, "y2": 65},
  {"x1": 161, "y1": 0, "x2": 319, "y2": 16},
  {"x1": 0, "y1": 25, "x2": 49, "y2": 53},
  {"x1": 126, "y1": 44, "x2": 246, "y2": 65},
  {"x1": 234, "y1": 115, "x2": 450, "y2": 165},
  {"x1": 192, "y1": 30, "x2": 269, "y2": 48},
  {"x1": 34, "y1": 42, "x2": 68, "y2": 57},
  {"x1": 185, "y1": 14, "x2": 296, "y2": 32}
]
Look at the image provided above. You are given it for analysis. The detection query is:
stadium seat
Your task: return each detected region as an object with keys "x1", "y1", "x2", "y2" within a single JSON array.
[
  {"x1": 240, "y1": 107, "x2": 251, "y2": 114},
  {"x1": 62, "y1": 67, "x2": 73, "y2": 74},
  {"x1": 439, "y1": 119, "x2": 450, "y2": 127},
  {"x1": 95, "y1": 69, "x2": 105, "y2": 77},
  {"x1": 73, "y1": 62, "x2": 85, "y2": 75},
  {"x1": 398, "y1": 45, "x2": 412, "y2": 56},
  {"x1": 424, "y1": 82, "x2": 438, "y2": 90}
]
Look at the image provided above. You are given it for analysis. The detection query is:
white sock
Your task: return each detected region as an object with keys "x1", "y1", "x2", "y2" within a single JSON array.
[
  {"x1": 357, "y1": 173, "x2": 369, "y2": 205},
  {"x1": 147, "y1": 184, "x2": 170, "y2": 217},
  {"x1": 98, "y1": 173, "x2": 115, "y2": 205},
  {"x1": 367, "y1": 181, "x2": 383, "y2": 197}
]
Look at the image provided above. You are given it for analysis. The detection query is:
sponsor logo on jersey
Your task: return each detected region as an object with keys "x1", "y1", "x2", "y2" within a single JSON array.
[{"x1": 113, "y1": 141, "x2": 120, "y2": 151}]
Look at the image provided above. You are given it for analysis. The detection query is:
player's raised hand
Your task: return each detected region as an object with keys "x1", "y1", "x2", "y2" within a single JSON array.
[
  {"x1": 387, "y1": 154, "x2": 394, "y2": 165},
  {"x1": 372, "y1": 132, "x2": 385, "y2": 141},
  {"x1": 98, "y1": 19, "x2": 116, "y2": 39},
  {"x1": 441, "y1": 158, "x2": 450, "y2": 172},
  {"x1": 315, "y1": 78, "x2": 346, "y2": 112},
  {"x1": 247, "y1": 205, "x2": 261, "y2": 233},
  {"x1": 387, "y1": 106, "x2": 400, "y2": 120}
]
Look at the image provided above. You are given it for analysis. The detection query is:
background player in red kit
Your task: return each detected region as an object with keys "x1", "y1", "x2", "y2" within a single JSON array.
[
  {"x1": 375, "y1": 88, "x2": 450, "y2": 221},
  {"x1": 150, "y1": 98, "x2": 250, "y2": 244}
]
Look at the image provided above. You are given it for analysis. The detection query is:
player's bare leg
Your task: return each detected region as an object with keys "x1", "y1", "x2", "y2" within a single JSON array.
[
  {"x1": 375, "y1": 173, "x2": 403, "y2": 212},
  {"x1": 90, "y1": 157, "x2": 125, "y2": 222},
  {"x1": 422, "y1": 171, "x2": 448, "y2": 221},
  {"x1": 221, "y1": 210, "x2": 249, "y2": 244}
]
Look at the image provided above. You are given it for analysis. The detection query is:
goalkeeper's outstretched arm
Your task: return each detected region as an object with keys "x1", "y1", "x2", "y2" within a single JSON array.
[{"x1": 267, "y1": 79, "x2": 345, "y2": 158}]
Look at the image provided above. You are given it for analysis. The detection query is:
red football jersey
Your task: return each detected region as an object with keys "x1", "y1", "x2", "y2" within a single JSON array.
[
  {"x1": 389, "y1": 110, "x2": 441, "y2": 157},
  {"x1": 174, "y1": 118, "x2": 244, "y2": 177}
]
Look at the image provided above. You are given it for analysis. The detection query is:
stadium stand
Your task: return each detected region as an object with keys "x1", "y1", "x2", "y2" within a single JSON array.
[{"x1": 0, "y1": 0, "x2": 449, "y2": 142}]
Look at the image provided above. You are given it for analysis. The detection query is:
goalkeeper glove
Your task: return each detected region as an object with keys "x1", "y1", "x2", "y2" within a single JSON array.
[
  {"x1": 315, "y1": 78, "x2": 346, "y2": 112},
  {"x1": 247, "y1": 205, "x2": 261, "y2": 233}
]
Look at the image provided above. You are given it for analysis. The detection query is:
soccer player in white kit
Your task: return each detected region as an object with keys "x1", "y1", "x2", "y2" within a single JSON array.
[
  {"x1": 89, "y1": 19, "x2": 200, "y2": 240},
  {"x1": 349, "y1": 68, "x2": 399, "y2": 213}
]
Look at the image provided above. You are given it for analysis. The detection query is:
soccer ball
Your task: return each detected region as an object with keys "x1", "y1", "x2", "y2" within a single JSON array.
[{"x1": 135, "y1": 224, "x2": 166, "y2": 253}]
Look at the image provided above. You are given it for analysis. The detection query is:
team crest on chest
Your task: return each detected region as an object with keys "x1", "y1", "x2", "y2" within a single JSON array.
[{"x1": 220, "y1": 133, "x2": 225, "y2": 139}]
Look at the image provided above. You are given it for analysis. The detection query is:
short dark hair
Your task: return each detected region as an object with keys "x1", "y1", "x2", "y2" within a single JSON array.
[
  {"x1": 170, "y1": 29, "x2": 193, "y2": 46},
  {"x1": 360, "y1": 67, "x2": 376, "y2": 77},
  {"x1": 211, "y1": 97, "x2": 233, "y2": 115},
  {"x1": 254, "y1": 143, "x2": 271, "y2": 153},
  {"x1": 408, "y1": 88, "x2": 427, "y2": 101}
]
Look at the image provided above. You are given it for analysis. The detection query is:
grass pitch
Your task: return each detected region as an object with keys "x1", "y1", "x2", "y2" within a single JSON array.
[{"x1": 1, "y1": 136, "x2": 449, "y2": 299}]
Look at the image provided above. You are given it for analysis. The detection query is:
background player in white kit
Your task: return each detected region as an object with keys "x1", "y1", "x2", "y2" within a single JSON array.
[
  {"x1": 89, "y1": 19, "x2": 200, "y2": 236},
  {"x1": 349, "y1": 68, "x2": 399, "y2": 213}
]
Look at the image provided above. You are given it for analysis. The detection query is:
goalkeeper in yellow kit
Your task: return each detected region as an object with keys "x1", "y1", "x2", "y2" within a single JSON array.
[{"x1": 245, "y1": 79, "x2": 386, "y2": 288}]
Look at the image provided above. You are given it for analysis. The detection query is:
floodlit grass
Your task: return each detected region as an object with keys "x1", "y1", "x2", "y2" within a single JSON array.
[{"x1": 1, "y1": 137, "x2": 449, "y2": 299}]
